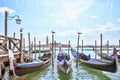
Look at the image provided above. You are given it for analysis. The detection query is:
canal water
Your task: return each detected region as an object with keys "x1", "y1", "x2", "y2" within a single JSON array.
[
  {"x1": 10, "y1": 48, "x2": 120, "y2": 80},
  {"x1": 34, "y1": 48, "x2": 120, "y2": 80}
]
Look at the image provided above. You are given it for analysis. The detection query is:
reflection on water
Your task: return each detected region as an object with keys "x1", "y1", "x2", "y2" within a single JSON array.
[
  {"x1": 57, "y1": 67, "x2": 72, "y2": 80},
  {"x1": 103, "y1": 64, "x2": 120, "y2": 80},
  {"x1": 71, "y1": 62, "x2": 96, "y2": 80},
  {"x1": 36, "y1": 49, "x2": 96, "y2": 80},
  {"x1": 37, "y1": 49, "x2": 120, "y2": 80}
]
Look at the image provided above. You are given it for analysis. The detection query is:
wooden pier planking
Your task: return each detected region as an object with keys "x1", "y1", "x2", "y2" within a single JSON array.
[{"x1": 0, "y1": 34, "x2": 31, "y2": 64}]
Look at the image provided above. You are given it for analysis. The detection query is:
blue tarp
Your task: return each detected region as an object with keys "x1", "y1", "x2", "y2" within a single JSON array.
[
  {"x1": 71, "y1": 48, "x2": 91, "y2": 60},
  {"x1": 57, "y1": 53, "x2": 70, "y2": 61},
  {"x1": 18, "y1": 60, "x2": 44, "y2": 67}
]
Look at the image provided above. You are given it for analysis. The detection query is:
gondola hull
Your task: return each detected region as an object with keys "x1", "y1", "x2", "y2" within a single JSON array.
[
  {"x1": 79, "y1": 58, "x2": 117, "y2": 73},
  {"x1": 57, "y1": 60, "x2": 72, "y2": 74},
  {"x1": 13, "y1": 53, "x2": 51, "y2": 76},
  {"x1": 94, "y1": 50, "x2": 120, "y2": 62},
  {"x1": 57, "y1": 48, "x2": 72, "y2": 74},
  {"x1": 71, "y1": 48, "x2": 117, "y2": 73}
]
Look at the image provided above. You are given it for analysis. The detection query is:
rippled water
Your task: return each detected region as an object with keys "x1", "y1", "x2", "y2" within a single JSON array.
[{"x1": 31, "y1": 48, "x2": 120, "y2": 80}]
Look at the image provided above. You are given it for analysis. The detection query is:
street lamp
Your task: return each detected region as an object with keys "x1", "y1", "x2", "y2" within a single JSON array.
[{"x1": 5, "y1": 10, "x2": 22, "y2": 37}]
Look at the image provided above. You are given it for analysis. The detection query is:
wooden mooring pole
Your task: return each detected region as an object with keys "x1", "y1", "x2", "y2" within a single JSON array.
[
  {"x1": 20, "y1": 28, "x2": 24, "y2": 63},
  {"x1": 107, "y1": 40, "x2": 109, "y2": 54},
  {"x1": 68, "y1": 40, "x2": 70, "y2": 55},
  {"x1": 54, "y1": 41, "x2": 56, "y2": 57},
  {"x1": 119, "y1": 40, "x2": 120, "y2": 54},
  {"x1": 23, "y1": 38, "x2": 25, "y2": 50},
  {"x1": 76, "y1": 32, "x2": 82, "y2": 68},
  {"x1": 82, "y1": 40, "x2": 83, "y2": 53},
  {"x1": 13, "y1": 32, "x2": 15, "y2": 38},
  {"x1": 39, "y1": 41, "x2": 41, "y2": 56},
  {"x1": 100, "y1": 33, "x2": 102, "y2": 60},
  {"x1": 39, "y1": 41, "x2": 41, "y2": 52},
  {"x1": 95, "y1": 40, "x2": 97, "y2": 59},
  {"x1": 52, "y1": 31, "x2": 55, "y2": 74},
  {"x1": 31, "y1": 41, "x2": 33, "y2": 57},
  {"x1": 34, "y1": 37, "x2": 36, "y2": 60},
  {"x1": 31, "y1": 41, "x2": 33, "y2": 52},
  {"x1": 28, "y1": 32, "x2": 31, "y2": 57}
]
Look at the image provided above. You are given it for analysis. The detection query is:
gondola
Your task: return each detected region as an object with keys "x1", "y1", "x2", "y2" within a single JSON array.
[
  {"x1": 9, "y1": 50, "x2": 51, "y2": 76},
  {"x1": 71, "y1": 48, "x2": 117, "y2": 73},
  {"x1": 94, "y1": 49, "x2": 120, "y2": 62},
  {"x1": 71, "y1": 48, "x2": 90, "y2": 60},
  {"x1": 57, "y1": 49, "x2": 72, "y2": 74}
]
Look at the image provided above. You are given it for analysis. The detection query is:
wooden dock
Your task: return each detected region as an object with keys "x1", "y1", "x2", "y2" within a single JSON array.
[
  {"x1": 0, "y1": 34, "x2": 34, "y2": 79},
  {"x1": 0, "y1": 34, "x2": 23, "y2": 64}
]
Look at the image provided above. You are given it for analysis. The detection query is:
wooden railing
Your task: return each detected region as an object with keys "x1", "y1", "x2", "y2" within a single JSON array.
[
  {"x1": 0, "y1": 34, "x2": 24, "y2": 63},
  {"x1": 0, "y1": 35, "x2": 20, "y2": 53}
]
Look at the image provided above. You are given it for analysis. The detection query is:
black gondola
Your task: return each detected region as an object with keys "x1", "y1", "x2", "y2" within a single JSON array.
[
  {"x1": 71, "y1": 48, "x2": 117, "y2": 73},
  {"x1": 57, "y1": 49, "x2": 72, "y2": 74},
  {"x1": 94, "y1": 49, "x2": 120, "y2": 62},
  {"x1": 9, "y1": 50, "x2": 51, "y2": 76}
]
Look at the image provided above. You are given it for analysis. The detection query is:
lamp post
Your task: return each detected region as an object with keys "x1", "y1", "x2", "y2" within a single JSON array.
[
  {"x1": 5, "y1": 10, "x2": 21, "y2": 37},
  {"x1": 76, "y1": 32, "x2": 82, "y2": 68},
  {"x1": 4, "y1": 10, "x2": 21, "y2": 49}
]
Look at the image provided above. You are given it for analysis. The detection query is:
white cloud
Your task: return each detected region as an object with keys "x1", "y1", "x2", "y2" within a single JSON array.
[
  {"x1": 97, "y1": 21, "x2": 120, "y2": 33},
  {"x1": 33, "y1": 21, "x2": 120, "y2": 39},
  {"x1": 42, "y1": 0, "x2": 52, "y2": 7},
  {"x1": 90, "y1": 16, "x2": 98, "y2": 19},
  {"x1": 48, "y1": 0, "x2": 94, "y2": 26},
  {"x1": 57, "y1": 30, "x2": 77, "y2": 37},
  {"x1": 72, "y1": 21, "x2": 120, "y2": 36},
  {"x1": 28, "y1": 21, "x2": 120, "y2": 45},
  {"x1": 71, "y1": 21, "x2": 120, "y2": 45},
  {"x1": 117, "y1": 18, "x2": 120, "y2": 22},
  {"x1": 0, "y1": 7, "x2": 15, "y2": 15}
]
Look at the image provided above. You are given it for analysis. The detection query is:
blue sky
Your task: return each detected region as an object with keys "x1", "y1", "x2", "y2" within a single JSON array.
[{"x1": 0, "y1": 0, "x2": 120, "y2": 47}]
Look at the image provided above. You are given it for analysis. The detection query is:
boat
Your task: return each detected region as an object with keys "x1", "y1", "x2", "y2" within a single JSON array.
[
  {"x1": 71, "y1": 48, "x2": 90, "y2": 60},
  {"x1": 93, "y1": 49, "x2": 120, "y2": 62},
  {"x1": 9, "y1": 50, "x2": 51, "y2": 76},
  {"x1": 57, "y1": 49, "x2": 72, "y2": 74},
  {"x1": 71, "y1": 48, "x2": 117, "y2": 73}
]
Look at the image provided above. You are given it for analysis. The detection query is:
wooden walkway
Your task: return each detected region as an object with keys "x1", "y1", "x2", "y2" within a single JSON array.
[
  {"x1": 0, "y1": 34, "x2": 34, "y2": 80},
  {"x1": 0, "y1": 34, "x2": 22, "y2": 63}
]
